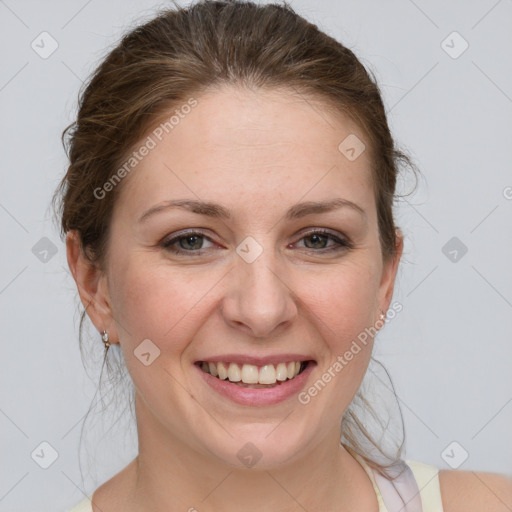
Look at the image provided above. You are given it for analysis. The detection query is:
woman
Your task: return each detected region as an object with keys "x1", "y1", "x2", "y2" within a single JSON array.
[{"x1": 55, "y1": 1, "x2": 512, "y2": 510}]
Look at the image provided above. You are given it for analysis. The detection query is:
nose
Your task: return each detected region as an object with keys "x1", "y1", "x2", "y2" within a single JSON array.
[{"x1": 221, "y1": 249, "x2": 298, "y2": 338}]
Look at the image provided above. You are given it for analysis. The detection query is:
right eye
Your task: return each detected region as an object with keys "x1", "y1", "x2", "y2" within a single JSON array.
[{"x1": 161, "y1": 231, "x2": 216, "y2": 256}]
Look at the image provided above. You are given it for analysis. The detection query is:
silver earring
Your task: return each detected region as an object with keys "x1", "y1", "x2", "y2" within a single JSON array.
[
  {"x1": 379, "y1": 309, "x2": 386, "y2": 321},
  {"x1": 101, "y1": 330, "x2": 110, "y2": 350}
]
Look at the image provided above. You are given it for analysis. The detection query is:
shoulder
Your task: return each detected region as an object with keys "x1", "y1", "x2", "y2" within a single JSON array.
[{"x1": 439, "y1": 468, "x2": 512, "y2": 512}]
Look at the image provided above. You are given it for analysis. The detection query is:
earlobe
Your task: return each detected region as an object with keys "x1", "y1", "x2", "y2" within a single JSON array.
[{"x1": 65, "y1": 230, "x2": 115, "y2": 338}]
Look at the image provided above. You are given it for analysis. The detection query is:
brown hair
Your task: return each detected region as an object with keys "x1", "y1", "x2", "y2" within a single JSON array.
[{"x1": 52, "y1": 0, "x2": 418, "y2": 490}]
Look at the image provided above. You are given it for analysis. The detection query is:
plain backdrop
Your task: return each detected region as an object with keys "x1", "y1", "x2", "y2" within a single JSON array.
[{"x1": 0, "y1": 0, "x2": 511, "y2": 510}]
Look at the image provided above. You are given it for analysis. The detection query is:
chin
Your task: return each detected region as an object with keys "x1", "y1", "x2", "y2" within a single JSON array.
[{"x1": 202, "y1": 422, "x2": 315, "y2": 471}]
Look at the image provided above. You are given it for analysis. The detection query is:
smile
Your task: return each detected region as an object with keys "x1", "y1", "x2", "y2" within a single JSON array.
[{"x1": 196, "y1": 360, "x2": 311, "y2": 388}]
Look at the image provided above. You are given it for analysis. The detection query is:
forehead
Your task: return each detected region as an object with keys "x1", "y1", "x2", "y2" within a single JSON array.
[{"x1": 115, "y1": 85, "x2": 374, "y2": 223}]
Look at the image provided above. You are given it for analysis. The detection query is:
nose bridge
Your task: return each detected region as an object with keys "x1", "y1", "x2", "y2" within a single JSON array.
[{"x1": 223, "y1": 237, "x2": 297, "y2": 337}]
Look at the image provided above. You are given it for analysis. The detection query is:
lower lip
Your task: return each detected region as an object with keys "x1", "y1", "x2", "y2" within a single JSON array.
[{"x1": 195, "y1": 362, "x2": 316, "y2": 406}]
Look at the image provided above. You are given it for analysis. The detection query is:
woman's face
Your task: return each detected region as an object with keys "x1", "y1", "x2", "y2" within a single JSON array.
[{"x1": 82, "y1": 85, "x2": 401, "y2": 468}]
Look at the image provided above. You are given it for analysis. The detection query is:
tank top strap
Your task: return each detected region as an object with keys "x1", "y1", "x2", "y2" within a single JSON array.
[
  {"x1": 352, "y1": 452, "x2": 424, "y2": 512},
  {"x1": 372, "y1": 461, "x2": 424, "y2": 512},
  {"x1": 404, "y1": 459, "x2": 444, "y2": 512}
]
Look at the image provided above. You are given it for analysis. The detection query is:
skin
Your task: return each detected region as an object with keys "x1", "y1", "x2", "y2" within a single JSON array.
[{"x1": 67, "y1": 84, "x2": 512, "y2": 511}]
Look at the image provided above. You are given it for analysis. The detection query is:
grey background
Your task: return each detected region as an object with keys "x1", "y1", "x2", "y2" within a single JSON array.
[{"x1": 0, "y1": 0, "x2": 511, "y2": 510}]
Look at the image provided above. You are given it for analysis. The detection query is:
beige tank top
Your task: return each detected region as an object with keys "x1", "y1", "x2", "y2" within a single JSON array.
[
  {"x1": 67, "y1": 455, "x2": 444, "y2": 512},
  {"x1": 353, "y1": 452, "x2": 444, "y2": 511}
]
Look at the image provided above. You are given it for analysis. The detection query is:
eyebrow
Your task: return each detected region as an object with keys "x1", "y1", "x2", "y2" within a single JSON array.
[{"x1": 137, "y1": 198, "x2": 367, "y2": 223}]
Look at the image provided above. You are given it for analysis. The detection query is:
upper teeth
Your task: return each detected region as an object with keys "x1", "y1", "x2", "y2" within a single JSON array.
[{"x1": 200, "y1": 361, "x2": 304, "y2": 385}]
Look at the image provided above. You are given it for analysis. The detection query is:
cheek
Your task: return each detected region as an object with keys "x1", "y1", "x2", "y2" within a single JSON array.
[
  {"x1": 297, "y1": 261, "x2": 380, "y2": 344},
  {"x1": 296, "y1": 263, "x2": 378, "y2": 390},
  {"x1": 291, "y1": 264, "x2": 379, "y2": 420},
  {"x1": 110, "y1": 257, "x2": 222, "y2": 347}
]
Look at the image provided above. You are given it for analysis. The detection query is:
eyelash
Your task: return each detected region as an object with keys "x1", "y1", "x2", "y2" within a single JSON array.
[{"x1": 161, "y1": 229, "x2": 352, "y2": 256}]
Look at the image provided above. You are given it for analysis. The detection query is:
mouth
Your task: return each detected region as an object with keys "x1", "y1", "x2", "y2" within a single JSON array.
[{"x1": 195, "y1": 360, "x2": 312, "y2": 388}]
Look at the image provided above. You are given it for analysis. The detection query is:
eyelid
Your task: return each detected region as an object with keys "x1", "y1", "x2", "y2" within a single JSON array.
[
  {"x1": 161, "y1": 229, "x2": 215, "y2": 248},
  {"x1": 297, "y1": 227, "x2": 346, "y2": 239}
]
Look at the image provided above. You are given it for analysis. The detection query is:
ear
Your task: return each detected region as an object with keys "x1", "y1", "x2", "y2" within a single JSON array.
[
  {"x1": 66, "y1": 230, "x2": 119, "y2": 345},
  {"x1": 376, "y1": 228, "x2": 404, "y2": 321}
]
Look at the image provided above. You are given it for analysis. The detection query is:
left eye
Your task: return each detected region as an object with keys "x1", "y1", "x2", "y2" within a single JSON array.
[{"x1": 297, "y1": 231, "x2": 347, "y2": 250}]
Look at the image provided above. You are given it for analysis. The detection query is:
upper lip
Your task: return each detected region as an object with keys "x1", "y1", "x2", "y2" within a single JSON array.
[{"x1": 195, "y1": 354, "x2": 315, "y2": 366}]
